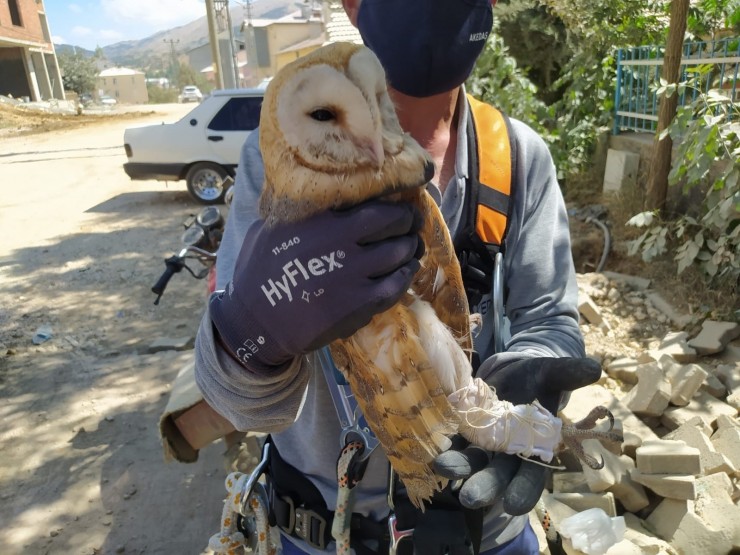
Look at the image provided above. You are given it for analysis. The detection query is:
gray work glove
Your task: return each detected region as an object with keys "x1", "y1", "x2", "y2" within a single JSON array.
[
  {"x1": 433, "y1": 357, "x2": 601, "y2": 515},
  {"x1": 210, "y1": 200, "x2": 423, "y2": 371}
]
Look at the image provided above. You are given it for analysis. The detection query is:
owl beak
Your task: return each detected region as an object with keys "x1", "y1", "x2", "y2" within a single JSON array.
[{"x1": 356, "y1": 138, "x2": 385, "y2": 170}]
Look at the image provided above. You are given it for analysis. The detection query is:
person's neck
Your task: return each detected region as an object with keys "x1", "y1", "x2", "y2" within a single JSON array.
[
  {"x1": 390, "y1": 87, "x2": 460, "y2": 146},
  {"x1": 389, "y1": 87, "x2": 461, "y2": 193}
]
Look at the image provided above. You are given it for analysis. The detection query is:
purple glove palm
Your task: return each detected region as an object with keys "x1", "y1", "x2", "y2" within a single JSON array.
[{"x1": 210, "y1": 200, "x2": 423, "y2": 371}]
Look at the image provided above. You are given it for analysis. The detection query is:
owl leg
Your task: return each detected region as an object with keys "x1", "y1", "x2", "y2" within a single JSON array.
[
  {"x1": 560, "y1": 407, "x2": 624, "y2": 470},
  {"x1": 448, "y1": 379, "x2": 563, "y2": 462}
]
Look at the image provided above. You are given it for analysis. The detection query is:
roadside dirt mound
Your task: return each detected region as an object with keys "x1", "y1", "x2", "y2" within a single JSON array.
[{"x1": 0, "y1": 102, "x2": 156, "y2": 137}]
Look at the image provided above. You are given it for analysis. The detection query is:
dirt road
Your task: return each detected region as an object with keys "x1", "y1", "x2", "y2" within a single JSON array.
[{"x1": 0, "y1": 104, "x2": 231, "y2": 555}]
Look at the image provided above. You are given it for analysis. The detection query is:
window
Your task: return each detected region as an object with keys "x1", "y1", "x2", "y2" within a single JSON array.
[
  {"x1": 113, "y1": 78, "x2": 117, "y2": 85},
  {"x1": 9, "y1": 0, "x2": 22, "y2": 26},
  {"x1": 208, "y1": 97, "x2": 263, "y2": 132}
]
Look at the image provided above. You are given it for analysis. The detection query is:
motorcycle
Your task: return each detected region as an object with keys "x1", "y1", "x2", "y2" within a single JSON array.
[{"x1": 153, "y1": 185, "x2": 264, "y2": 480}]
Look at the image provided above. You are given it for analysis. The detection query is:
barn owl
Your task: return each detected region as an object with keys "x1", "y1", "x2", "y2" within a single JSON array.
[{"x1": 258, "y1": 42, "x2": 621, "y2": 508}]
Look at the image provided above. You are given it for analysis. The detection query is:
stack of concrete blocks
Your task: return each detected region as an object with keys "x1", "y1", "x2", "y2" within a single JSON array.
[{"x1": 546, "y1": 318, "x2": 740, "y2": 555}]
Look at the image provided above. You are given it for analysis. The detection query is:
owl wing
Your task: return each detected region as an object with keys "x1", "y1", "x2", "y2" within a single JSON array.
[
  {"x1": 408, "y1": 189, "x2": 472, "y2": 356},
  {"x1": 330, "y1": 301, "x2": 459, "y2": 508},
  {"x1": 329, "y1": 190, "x2": 473, "y2": 508}
]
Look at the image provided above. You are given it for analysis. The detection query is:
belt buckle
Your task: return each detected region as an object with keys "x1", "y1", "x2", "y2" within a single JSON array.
[{"x1": 293, "y1": 507, "x2": 327, "y2": 550}]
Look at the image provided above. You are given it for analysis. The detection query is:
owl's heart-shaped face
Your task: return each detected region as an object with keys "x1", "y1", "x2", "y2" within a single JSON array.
[{"x1": 259, "y1": 43, "x2": 434, "y2": 224}]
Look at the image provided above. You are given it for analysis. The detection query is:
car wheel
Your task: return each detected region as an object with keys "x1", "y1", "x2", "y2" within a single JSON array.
[{"x1": 185, "y1": 163, "x2": 229, "y2": 205}]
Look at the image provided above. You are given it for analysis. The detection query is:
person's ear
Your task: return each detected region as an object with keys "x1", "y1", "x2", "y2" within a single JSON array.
[{"x1": 342, "y1": 0, "x2": 361, "y2": 27}]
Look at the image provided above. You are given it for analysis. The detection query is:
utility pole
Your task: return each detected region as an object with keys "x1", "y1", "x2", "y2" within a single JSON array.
[
  {"x1": 206, "y1": 0, "x2": 225, "y2": 89},
  {"x1": 244, "y1": 0, "x2": 258, "y2": 85},
  {"x1": 224, "y1": 0, "x2": 241, "y2": 87},
  {"x1": 163, "y1": 38, "x2": 180, "y2": 86}
]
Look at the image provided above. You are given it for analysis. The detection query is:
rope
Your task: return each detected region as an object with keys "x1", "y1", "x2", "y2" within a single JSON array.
[
  {"x1": 534, "y1": 498, "x2": 567, "y2": 555},
  {"x1": 208, "y1": 471, "x2": 276, "y2": 555},
  {"x1": 534, "y1": 498, "x2": 559, "y2": 543},
  {"x1": 332, "y1": 441, "x2": 366, "y2": 555}
]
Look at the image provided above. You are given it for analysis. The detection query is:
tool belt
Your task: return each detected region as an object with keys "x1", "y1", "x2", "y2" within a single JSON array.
[{"x1": 264, "y1": 442, "x2": 483, "y2": 555}]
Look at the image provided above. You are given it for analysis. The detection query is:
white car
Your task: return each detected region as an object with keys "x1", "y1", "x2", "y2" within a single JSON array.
[
  {"x1": 123, "y1": 88, "x2": 263, "y2": 204},
  {"x1": 179, "y1": 85, "x2": 203, "y2": 103}
]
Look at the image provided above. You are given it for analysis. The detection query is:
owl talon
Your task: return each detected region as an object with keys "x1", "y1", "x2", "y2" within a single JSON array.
[
  {"x1": 583, "y1": 453, "x2": 605, "y2": 470},
  {"x1": 561, "y1": 406, "x2": 624, "y2": 470}
]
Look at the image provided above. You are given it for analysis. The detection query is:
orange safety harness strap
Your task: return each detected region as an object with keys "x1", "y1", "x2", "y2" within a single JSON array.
[{"x1": 466, "y1": 94, "x2": 514, "y2": 253}]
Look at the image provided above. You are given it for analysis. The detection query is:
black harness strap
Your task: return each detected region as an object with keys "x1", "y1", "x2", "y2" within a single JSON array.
[{"x1": 264, "y1": 441, "x2": 389, "y2": 555}]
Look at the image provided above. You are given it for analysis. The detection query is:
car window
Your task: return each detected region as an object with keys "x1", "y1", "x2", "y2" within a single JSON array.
[{"x1": 207, "y1": 97, "x2": 263, "y2": 132}]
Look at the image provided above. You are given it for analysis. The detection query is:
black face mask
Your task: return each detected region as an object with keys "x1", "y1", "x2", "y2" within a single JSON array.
[{"x1": 357, "y1": 0, "x2": 494, "y2": 98}]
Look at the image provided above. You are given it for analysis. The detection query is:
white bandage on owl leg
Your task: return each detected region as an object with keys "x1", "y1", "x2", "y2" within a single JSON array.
[{"x1": 447, "y1": 377, "x2": 563, "y2": 462}]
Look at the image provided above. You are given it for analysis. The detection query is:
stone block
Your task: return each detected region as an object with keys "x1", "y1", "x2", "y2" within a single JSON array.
[
  {"x1": 716, "y1": 339, "x2": 740, "y2": 365},
  {"x1": 716, "y1": 414, "x2": 740, "y2": 430},
  {"x1": 553, "y1": 471, "x2": 591, "y2": 494},
  {"x1": 552, "y1": 492, "x2": 617, "y2": 517},
  {"x1": 714, "y1": 363, "x2": 740, "y2": 393},
  {"x1": 661, "y1": 390, "x2": 738, "y2": 431},
  {"x1": 695, "y1": 471, "x2": 734, "y2": 499},
  {"x1": 635, "y1": 439, "x2": 702, "y2": 475},
  {"x1": 701, "y1": 372, "x2": 727, "y2": 398},
  {"x1": 711, "y1": 425, "x2": 740, "y2": 470},
  {"x1": 629, "y1": 469, "x2": 696, "y2": 499},
  {"x1": 604, "y1": 148, "x2": 640, "y2": 192},
  {"x1": 671, "y1": 511, "x2": 738, "y2": 555},
  {"x1": 686, "y1": 474, "x2": 740, "y2": 554},
  {"x1": 605, "y1": 357, "x2": 639, "y2": 384},
  {"x1": 657, "y1": 331, "x2": 698, "y2": 363},
  {"x1": 645, "y1": 292, "x2": 692, "y2": 329},
  {"x1": 579, "y1": 292, "x2": 605, "y2": 326},
  {"x1": 581, "y1": 439, "x2": 649, "y2": 512},
  {"x1": 688, "y1": 320, "x2": 740, "y2": 356},
  {"x1": 659, "y1": 355, "x2": 708, "y2": 406},
  {"x1": 622, "y1": 513, "x2": 679, "y2": 555},
  {"x1": 645, "y1": 498, "x2": 691, "y2": 542},
  {"x1": 623, "y1": 362, "x2": 671, "y2": 417},
  {"x1": 664, "y1": 417, "x2": 737, "y2": 476}
]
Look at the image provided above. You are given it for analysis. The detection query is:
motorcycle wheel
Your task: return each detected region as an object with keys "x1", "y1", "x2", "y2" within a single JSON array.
[{"x1": 186, "y1": 162, "x2": 229, "y2": 205}]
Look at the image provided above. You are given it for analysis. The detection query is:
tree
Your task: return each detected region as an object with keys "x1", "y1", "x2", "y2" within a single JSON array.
[
  {"x1": 175, "y1": 62, "x2": 212, "y2": 92},
  {"x1": 58, "y1": 52, "x2": 98, "y2": 95},
  {"x1": 645, "y1": 0, "x2": 690, "y2": 212}
]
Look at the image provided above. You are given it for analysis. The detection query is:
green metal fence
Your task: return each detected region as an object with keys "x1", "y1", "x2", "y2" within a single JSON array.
[{"x1": 613, "y1": 37, "x2": 740, "y2": 134}]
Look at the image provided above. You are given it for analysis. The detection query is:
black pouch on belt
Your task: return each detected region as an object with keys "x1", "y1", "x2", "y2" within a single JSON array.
[{"x1": 392, "y1": 483, "x2": 484, "y2": 555}]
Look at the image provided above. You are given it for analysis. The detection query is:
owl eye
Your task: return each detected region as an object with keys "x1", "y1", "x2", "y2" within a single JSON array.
[{"x1": 309, "y1": 108, "x2": 336, "y2": 122}]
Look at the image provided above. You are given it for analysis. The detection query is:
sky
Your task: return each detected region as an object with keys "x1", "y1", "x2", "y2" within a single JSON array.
[{"x1": 44, "y1": 0, "x2": 209, "y2": 49}]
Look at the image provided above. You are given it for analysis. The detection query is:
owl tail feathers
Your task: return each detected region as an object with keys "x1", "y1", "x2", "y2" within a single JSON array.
[
  {"x1": 448, "y1": 377, "x2": 563, "y2": 463},
  {"x1": 388, "y1": 448, "x2": 449, "y2": 510}
]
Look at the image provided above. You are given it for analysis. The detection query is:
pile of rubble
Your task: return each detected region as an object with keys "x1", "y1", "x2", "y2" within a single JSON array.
[{"x1": 544, "y1": 272, "x2": 740, "y2": 554}]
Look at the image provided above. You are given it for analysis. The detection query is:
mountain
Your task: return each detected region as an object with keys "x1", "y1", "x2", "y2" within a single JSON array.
[
  {"x1": 55, "y1": 0, "x2": 300, "y2": 72},
  {"x1": 54, "y1": 44, "x2": 96, "y2": 58}
]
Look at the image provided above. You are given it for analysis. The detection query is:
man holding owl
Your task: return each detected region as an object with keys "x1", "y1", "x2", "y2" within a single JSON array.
[{"x1": 194, "y1": 0, "x2": 601, "y2": 554}]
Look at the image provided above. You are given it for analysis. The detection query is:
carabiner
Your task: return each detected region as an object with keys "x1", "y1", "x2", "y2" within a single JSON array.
[{"x1": 239, "y1": 440, "x2": 271, "y2": 516}]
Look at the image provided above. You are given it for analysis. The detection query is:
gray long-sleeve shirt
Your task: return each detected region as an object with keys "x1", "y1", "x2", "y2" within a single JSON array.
[{"x1": 194, "y1": 92, "x2": 585, "y2": 553}]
